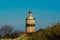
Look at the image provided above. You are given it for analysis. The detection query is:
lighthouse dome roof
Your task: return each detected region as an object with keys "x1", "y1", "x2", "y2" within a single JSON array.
[{"x1": 26, "y1": 11, "x2": 35, "y2": 20}]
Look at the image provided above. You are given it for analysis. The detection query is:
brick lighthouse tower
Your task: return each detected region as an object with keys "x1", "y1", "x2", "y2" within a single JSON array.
[{"x1": 26, "y1": 11, "x2": 35, "y2": 33}]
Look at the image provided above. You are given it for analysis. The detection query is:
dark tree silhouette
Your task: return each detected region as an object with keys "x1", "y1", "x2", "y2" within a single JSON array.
[{"x1": 0, "y1": 25, "x2": 13, "y2": 38}]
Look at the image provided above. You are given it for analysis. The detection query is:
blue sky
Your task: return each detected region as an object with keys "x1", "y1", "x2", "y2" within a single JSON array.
[{"x1": 0, "y1": 0, "x2": 60, "y2": 31}]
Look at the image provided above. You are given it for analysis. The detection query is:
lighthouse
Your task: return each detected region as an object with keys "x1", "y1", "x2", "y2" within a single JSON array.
[{"x1": 26, "y1": 11, "x2": 35, "y2": 33}]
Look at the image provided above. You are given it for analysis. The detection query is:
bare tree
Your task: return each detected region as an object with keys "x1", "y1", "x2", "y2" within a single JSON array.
[{"x1": 0, "y1": 25, "x2": 13, "y2": 38}]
